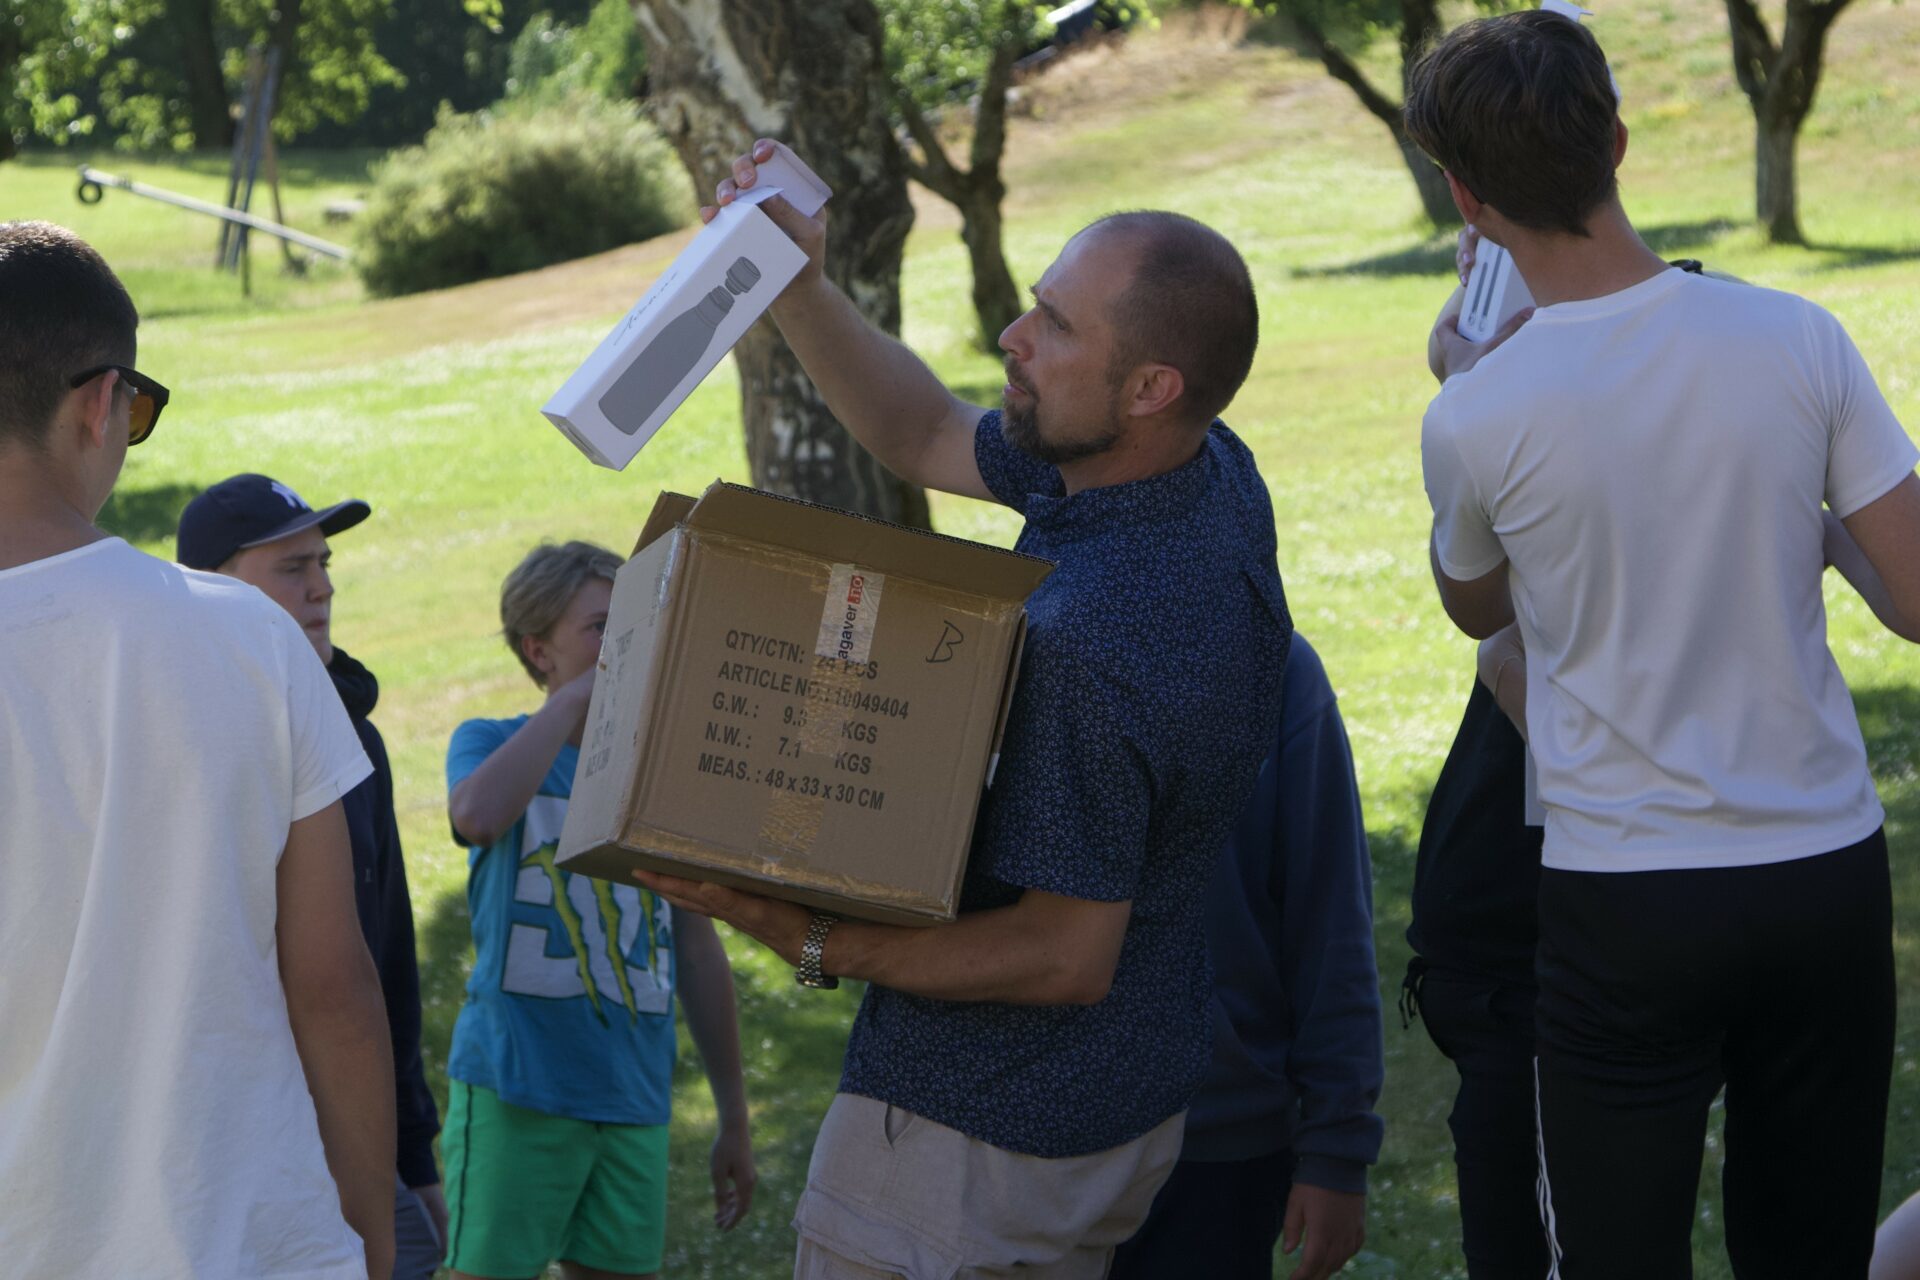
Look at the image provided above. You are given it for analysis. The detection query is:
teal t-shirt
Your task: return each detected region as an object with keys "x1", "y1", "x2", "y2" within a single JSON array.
[{"x1": 445, "y1": 715, "x2": 677, "y2": 1124}]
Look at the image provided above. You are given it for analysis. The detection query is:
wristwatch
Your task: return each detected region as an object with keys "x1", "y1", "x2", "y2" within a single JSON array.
[{"x1": 795, "y1": 913, "x2": 839, "y2": 990}]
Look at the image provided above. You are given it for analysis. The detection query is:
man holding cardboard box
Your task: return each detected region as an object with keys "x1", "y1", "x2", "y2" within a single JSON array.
[{"x1": 634, "y1": 144, "x2": 1293, "y2": 1278}]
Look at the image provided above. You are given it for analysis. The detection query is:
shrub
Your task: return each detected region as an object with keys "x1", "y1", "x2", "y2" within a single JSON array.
[{"x1": 355, "y1": 93, "x2": 691, "y2": 297}]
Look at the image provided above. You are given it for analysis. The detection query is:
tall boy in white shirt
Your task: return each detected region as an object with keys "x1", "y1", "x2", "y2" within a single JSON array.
[
  {"x1": 1407, "y1": 14, "x2": 1920, "y2": 1277},
  {"x1": 0, "y1": 220, "x2": 397, "y2": 1279}
]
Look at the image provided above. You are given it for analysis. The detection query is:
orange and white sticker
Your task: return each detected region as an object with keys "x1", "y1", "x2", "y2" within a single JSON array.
[{"x1": 815, "y1": 564, "x2": 884, "y2": 666}]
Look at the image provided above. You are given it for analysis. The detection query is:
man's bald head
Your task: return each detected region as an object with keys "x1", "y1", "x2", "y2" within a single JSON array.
[{"x1": 1080, "y1": 211, "x2": 1260, "y2": 428}]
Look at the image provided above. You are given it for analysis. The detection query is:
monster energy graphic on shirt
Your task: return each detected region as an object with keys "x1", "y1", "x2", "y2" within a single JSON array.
[{"x1": 503, "y1": 796, "x2": 673, "y2": 1020}]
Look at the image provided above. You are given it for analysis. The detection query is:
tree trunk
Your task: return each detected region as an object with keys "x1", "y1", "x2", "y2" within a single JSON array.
[
  {"x1": 1756, "y1": 109, "x2": 1804, "y2": 245},
  {"x1": 1722, "y1": 0, "x2": 1850, "y2": 245},
  {"x1": 164, "y1": 0, "x2": 233, "y2": 149},
  {"x1": 635, "y1": 0, "x2": 929, "y2": 528},
  {"x1": 1397, "y1": 130, "x2": 1460, "y2": 228},
  {"x1": 894, "y1": 29, "x2": 1023, "y2": 354},
  {"x1": 956, "y1": 178, "x2": 1022, "y2": 351},
  {"x1": 0, "y1": 28, "x2": 19, "y2": 160},
  {"x1": 1286, "y1": 1, "x2": 1460, "y2": 229}
]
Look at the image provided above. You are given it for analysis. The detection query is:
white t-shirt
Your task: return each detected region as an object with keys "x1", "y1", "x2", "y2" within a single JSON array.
[
  {"x1": 1424, "y1": 268, "x2": 1918, "y2": 872},
  {"x1": 0, "y1": 539, "x2": 373, "y2": 1278}
]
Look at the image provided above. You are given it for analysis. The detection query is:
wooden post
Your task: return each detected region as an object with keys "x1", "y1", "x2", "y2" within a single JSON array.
[{"x1": 215, "y1": 56, "x2": 259, "y2": 266}]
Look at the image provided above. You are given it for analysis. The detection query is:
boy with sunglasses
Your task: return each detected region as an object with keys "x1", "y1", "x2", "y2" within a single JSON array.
[
  {"x1": 177, "y1": 474, "x2": 447, "y2": 1280},
  {"x1": 0, "y1": 220, "x2": 397, "y2": 1277}
]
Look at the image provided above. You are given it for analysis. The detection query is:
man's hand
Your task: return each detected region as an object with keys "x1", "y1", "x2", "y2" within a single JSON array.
[
  {"x1": 692, "y1": 140, "x2": 993, "y2": 500},
  {"x1": 639, "y1": 870, "x2": 1129, "y2": 1006},
  {"x1": 1429, "y1": 225, "x2": 1533, "y2": 384},
  {"x1": 710, "y1": 1120, "x2": 757, "y2": 1232},
  {"x1": 633, "y1": 871, "x2": 811, "y2": 966},
  {"x1": 1476, "y1": 622, "x2": 1528, "y2": 739},
  {"x1": 1430, "y1": 307, "x2": 1534, "y2": 384},
  {"x1": 705, "y1": 139, "x2": 827, "y2": 294},
  {"x1": 1281, "y1": 1183, "x2": 1367, "y2": 1280},
  {"x1": 1455, "y1": 223, "x2": 1481, "y2": 286}
]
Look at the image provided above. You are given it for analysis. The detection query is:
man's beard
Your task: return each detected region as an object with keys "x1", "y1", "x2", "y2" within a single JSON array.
[{"x1": 1001, "y1": 369, "x2": 1124, "y2": 467}]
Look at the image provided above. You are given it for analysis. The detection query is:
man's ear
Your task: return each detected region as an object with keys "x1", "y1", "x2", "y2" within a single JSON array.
[
  {"x1": 76, "y1": 370, "x2": 119, "y2": 450},
  {"x1": 1129, "y1": 363, "x2": 1185, "y2": 420},
  {"x1": 1613, "y1": 117, "x2": 1629, "y2": 167},
  {"x1": 1445, "y1": 171, "x2": 1484, "y2": 229}
]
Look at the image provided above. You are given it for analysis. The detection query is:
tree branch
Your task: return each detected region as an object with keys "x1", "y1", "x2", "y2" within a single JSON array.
[
  {"x1": 1290, "y1": 9, "x2": 1403, "y2": 130},
  {"x1": 892, "y1": 85, "x2": 965, "y2": 204},
  {"x1": 1721, "y1": 0, "x2": 1779, "y2": 107},
  {"x1": 1396, "y1": 0, "x2": 1442, "y2": 98},
  {"x1": 969, "y1": 34, "x2": 1019, "y2": 180},
  {"x1": 1768, "y1": 0, "x2": 1853, "y2": 123}
]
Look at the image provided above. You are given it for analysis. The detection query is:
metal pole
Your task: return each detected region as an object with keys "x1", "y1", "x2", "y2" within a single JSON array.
[{"x1": 75, "y1": 167, "x2": 353, "y2": 260}]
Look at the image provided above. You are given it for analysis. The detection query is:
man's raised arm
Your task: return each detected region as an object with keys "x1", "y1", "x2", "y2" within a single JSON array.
[{"x1": 708, "y1": 141, "x2": 998, "y2": 502}]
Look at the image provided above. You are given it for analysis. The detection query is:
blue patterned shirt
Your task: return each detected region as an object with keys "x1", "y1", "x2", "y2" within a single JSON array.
[{"x1": 837, "y1": 412, "x2": 1292, "y2": 1157}]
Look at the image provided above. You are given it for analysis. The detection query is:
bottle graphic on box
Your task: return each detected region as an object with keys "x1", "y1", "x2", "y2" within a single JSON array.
[{"x1": 600, "y1": 256, "x2": 763, "y2": 435}]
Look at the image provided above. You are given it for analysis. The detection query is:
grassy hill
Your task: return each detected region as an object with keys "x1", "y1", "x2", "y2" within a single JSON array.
[{"x1": 4, "y1": 2, "x2": 1918, "y2": 1274}]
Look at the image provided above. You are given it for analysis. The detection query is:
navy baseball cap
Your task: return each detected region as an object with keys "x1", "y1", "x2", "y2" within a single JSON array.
[{"x1": 175, "y1": 473, "x2": 371, "y2": 570}]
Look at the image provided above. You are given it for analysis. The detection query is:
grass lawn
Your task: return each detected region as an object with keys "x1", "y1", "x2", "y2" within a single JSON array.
[{"x1": 6, "y1": 0, "x2": 1919, "y2": 1273}]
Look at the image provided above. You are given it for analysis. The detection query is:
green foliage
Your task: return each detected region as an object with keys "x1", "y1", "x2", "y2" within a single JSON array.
[
  {"x1": 299, "y1": 0, "x2": 596, "y2": 149},
  {"x1": 353, "y1": 93, "x2": 690, "y2": 297},
  {"x1": 1225, "y1": 0, "x2": 1510, "y2": 69},
  {"x1": 877, "y1": 0, "x2": 1049, "y2": 114},
  {"x1": 263, "y1": 0, "x2": 408, "y2": 139},
  {"x1": 4, "y1": 0, "x2": 94, "y2": 152},
  {"x1": 503, "y1": 0, "x2": 646, "y2": 106},
  {"x1": 9, "y1": 0, "x2": 404, "y2": 151},
  {"x1": 1229, "y1": 0, "x2": 1401, "y2": 49}
]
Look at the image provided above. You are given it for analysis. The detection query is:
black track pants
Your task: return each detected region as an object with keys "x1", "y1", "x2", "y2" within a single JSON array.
[
  {"x1": 1415, "y1": 967, "x2": 1553, "y2": 1280},
  {"x1": 1534, "y1": 829, "x2": 1894, "y2": 1279}
]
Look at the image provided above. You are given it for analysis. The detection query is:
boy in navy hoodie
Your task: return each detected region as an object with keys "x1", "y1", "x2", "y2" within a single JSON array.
[
  {"x1": 179, "y1": 473, "x2": 445, "y2": 1279},
  {"x1": 1113, "y1": 634, "x2": 1383, "y2": 1280}
]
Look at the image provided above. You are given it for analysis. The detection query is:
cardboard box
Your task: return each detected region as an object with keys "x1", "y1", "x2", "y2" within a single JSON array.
[
  {"x1": 542, "y1": 144, "x2": 831, "y2": 470},
  {"x1": 558, "y1": 482, "x2": 1053, "y2": 925}
]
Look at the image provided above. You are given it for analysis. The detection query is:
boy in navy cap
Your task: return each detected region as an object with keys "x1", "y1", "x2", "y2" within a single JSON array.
[{"x1": 179, "y1": 474, "x2": 446, "y2": 1279}]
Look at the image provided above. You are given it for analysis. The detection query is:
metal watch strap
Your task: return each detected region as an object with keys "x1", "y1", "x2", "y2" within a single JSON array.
[{"x1": 795, "y1": 913, "x2": 839, "y2": 990}]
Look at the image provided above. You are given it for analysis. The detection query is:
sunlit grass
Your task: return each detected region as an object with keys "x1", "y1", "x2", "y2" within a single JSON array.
[{"x1": 9, "y1": 0, "x2": 1919, "y2": 1274}]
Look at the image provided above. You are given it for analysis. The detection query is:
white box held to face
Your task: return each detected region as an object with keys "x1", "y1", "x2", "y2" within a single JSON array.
[{"x1": 542, "y1": 144, "x2": 831, "y2": 469}]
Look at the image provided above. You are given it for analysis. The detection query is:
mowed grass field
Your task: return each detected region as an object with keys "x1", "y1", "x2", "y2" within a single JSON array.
[{"x1": 5, "y1": 2, "x2": 1918, "y2": 1274}]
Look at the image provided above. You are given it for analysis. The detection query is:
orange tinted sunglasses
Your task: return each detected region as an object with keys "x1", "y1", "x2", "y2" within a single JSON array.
[{"x1": 68, "y1": 364, "x2": 170, "y2": 446}]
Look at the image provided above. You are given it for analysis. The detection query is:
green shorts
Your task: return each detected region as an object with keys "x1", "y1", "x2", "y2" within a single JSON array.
[{"x1": 442, "y1": 1080, "x2": 669, "y2": 1278}]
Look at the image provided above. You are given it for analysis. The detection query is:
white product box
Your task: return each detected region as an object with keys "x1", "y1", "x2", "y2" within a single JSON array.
[{"x1": 543, "y1": 144, "x2": 832, "y2": 469}]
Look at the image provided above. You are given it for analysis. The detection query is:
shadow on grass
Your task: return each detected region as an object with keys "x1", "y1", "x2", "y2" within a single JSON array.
[
  {"x1": 1292, "y1": 218, "x2": 1749, "y2": 280},
  {"x1": 1803, "y1": 241, "x2": 1920, "y2": 272},
  {"x1": 415, "y1": 882, "x2": 472, "y2": 1113},
  {"x1": 1294, "y1": 217, "x2": 1920, "y2": 281},
  {"x1": 97, "y1": 480, "x2": 200, "y2": 547}
]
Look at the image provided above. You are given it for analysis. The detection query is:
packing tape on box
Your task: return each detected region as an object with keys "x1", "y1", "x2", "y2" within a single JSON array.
[{"x1": 756, "y1": 584, "x2": 881, "y2": 856}]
